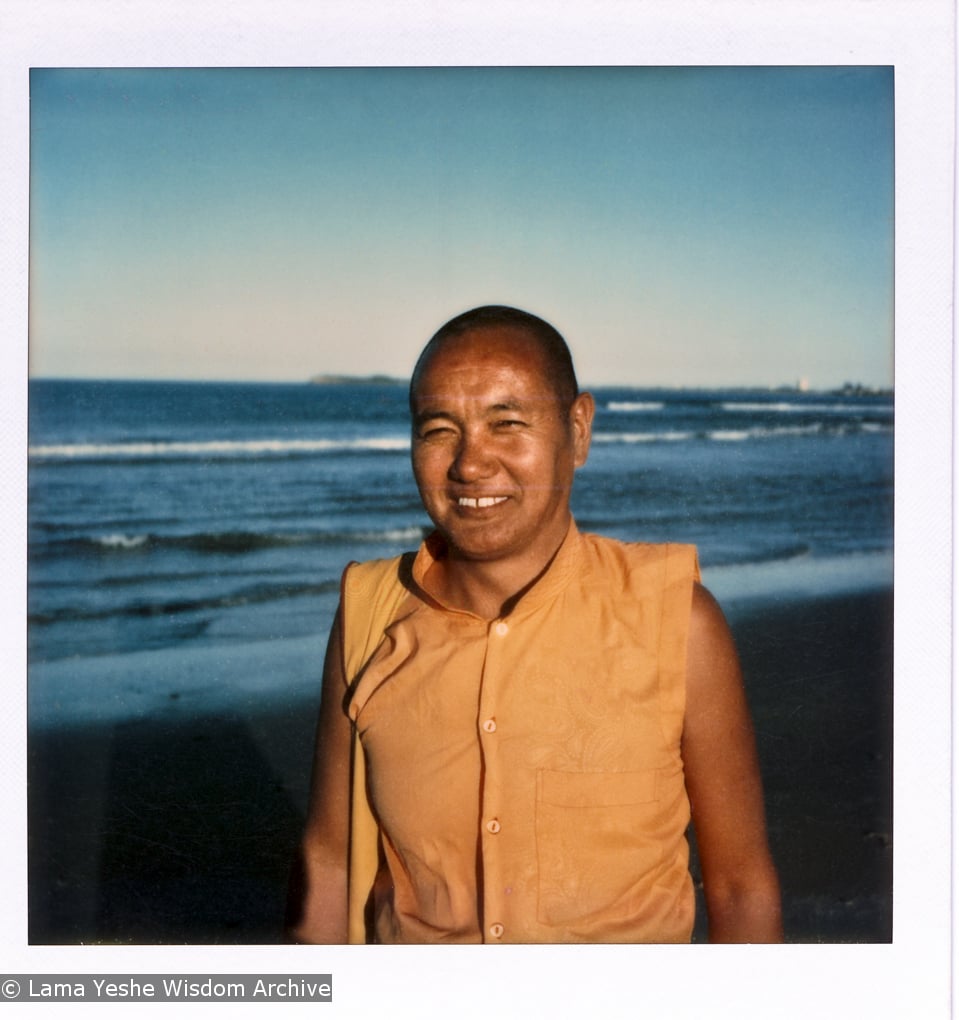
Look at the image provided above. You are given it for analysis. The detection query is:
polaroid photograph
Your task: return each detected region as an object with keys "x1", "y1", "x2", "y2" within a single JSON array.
[{"x1": 3, "y1": 2, "x2": 955, "y2": 1017}]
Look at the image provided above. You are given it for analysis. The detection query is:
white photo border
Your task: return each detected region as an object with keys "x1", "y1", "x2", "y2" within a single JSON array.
[{"x1": 2, "y1": 2, "x2": 954, "y2": 1017}]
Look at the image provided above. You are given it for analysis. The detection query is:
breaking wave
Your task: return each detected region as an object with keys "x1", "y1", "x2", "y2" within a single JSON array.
[
  {"x1": 720, "y1": 401, "x2": 894, "y2": 415},
  {"x1": 606, "y1": 401, "x2": 665, "y2": 412},
  {"x1": 594, "y1": 422, "x2": 891, "y2": 444},
  {"x1": 594, "y1": 431, "x2": 692, "y2": 443},
  {"x1": 36, "y1": 525, "x2": 429, "y2": 558},
  {"x1": 28, "y1": 435, "x2": 411, "y2": 461}
]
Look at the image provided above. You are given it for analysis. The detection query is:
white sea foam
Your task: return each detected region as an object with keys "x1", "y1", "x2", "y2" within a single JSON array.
[
  {"x1": 594, "y1": 431, "x2": 691, "y2": 443},
  {"x1": 596, "y1": 424, "x2": 840, "y2": 444},
  {"x1": 97, "y1": 533, "x2": 149, "y2": 549},
  {"x1": 709, "y1": 430, "x2": 751, "y2": 441},
  {"x1": 606, "y1": 401, "x2": 665, "y2": 412},
  {"x1": 28, "y1": 436, "x2": 412, "y2": 459},
  {"x1": 721, "y1": 401, "x2": 894, "y2": 414},
  {"x1": 710, "y1": 424, "x2": 826, "y2": 441},
  {"x1": 752, "y1": 424, "x2": 824, "y2": 438}
]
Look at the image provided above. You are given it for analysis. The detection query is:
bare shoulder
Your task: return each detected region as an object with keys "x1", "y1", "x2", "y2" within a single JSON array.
[
  {"x1": 683, "y1": 581, "x2": 753, "y2": 760},
  {"x1": 690, "y1": 580, "x2": 731, "y2": 633},
  {"x1": 687, "y1": 582, "x2": 740, "y2": 690}
]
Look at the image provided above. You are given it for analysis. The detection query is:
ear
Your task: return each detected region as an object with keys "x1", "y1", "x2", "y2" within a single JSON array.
[{"x1": 569, "y1": 391, "x2": 595, "y2": 468}]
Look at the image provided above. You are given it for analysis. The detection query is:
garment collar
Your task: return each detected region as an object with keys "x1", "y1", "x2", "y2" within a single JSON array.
[{"x1": 410, "y1": 518, "x2": 583, "y2": 622}]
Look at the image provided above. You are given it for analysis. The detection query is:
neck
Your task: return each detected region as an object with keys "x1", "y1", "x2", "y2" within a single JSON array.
[{"x1": 424, "y1": 524, "x2": 571, "y2": 620}]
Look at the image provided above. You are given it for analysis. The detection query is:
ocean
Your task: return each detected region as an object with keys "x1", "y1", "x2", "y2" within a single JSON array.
[{"x1": 27, "y1": 379, "x2": 894, "y2": 726}]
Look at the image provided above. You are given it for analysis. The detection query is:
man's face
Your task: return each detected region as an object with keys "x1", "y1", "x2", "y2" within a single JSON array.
[{"x1": 410, "y1": 327, "x2": 593, "y2": 567}]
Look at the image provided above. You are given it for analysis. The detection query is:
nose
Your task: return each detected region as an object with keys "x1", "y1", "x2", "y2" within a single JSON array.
[{"x1": 449, "y1": 427, "x2": 496, "y2": 482}]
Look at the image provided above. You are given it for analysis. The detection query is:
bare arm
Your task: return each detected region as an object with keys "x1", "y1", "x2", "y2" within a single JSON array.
[
  {"x1": 285, "y1": 607, "x2": 352, "y2": 943},
  {"x1": 682, "y1": 583, "x2": 783, "y2": 943}
]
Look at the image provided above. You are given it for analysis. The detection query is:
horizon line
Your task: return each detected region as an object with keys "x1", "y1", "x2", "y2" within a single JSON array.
[{"x1": 26, "y1": 374, "x2": 895, "y2": 394}]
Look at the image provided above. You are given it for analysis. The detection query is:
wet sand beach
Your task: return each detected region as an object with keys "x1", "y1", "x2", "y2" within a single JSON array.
[{"x1": 28, "y1": 586, "x2": 892, "y2": 944}]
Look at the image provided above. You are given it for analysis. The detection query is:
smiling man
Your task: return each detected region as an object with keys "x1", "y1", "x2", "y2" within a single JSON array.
[{"x1": 287, "y1": 305, "x2": 782, "y2": 944}]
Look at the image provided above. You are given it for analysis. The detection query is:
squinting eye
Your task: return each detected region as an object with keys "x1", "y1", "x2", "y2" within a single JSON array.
[
  {"x1": 418, "y1": 426, "x2": 454, "y2": 440},
  {"x1": 495, "y1": 419, "x2": 525, "y2": 429}
]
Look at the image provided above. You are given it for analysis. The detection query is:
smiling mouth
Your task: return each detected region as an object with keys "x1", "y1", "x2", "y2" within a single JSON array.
[{"x1": 457, "y1": 496, "x2": 509, "y2": 508}]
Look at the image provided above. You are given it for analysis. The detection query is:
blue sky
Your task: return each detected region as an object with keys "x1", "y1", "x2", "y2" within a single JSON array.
[{"x1": 29, "y1": 66, "x2": 894, "y2": 388}]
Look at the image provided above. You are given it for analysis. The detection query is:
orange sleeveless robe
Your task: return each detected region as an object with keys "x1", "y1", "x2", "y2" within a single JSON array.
[{"x1": 343, "y1": 522, "x2": 699, "y2": 943}]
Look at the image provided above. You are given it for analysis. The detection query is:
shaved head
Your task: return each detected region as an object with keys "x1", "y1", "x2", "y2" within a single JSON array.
[{"x1": 410, "y1": 306, "x2": 580, "y2": 412}]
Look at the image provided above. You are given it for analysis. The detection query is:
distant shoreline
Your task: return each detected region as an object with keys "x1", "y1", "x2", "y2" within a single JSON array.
[
  {"x1": 307, "y1": 375, "x2": 894, "y2": 396},
  {"x1": 308, "y1": 373, "x2": 405, "y2": 386},
  {"x1": 28, "y1": 377, "x2": 894, "y2": 397}
]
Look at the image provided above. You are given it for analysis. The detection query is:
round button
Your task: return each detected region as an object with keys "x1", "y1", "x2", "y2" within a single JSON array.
[
  {"x1": 494, "y1": 621, "x2": 509, "y2": 636},
  {"x1": 489, "y1": 923, "x2": 504, "y2": 939},
  {"x1": 486, "y1": 818, "x2": 501, "y2": 834},
  {"x1": 482, "y1": 718, "x2": 497, "y2": 733}
]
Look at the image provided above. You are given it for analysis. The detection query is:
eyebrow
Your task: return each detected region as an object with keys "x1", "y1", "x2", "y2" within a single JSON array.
[
  {"x1": 489, "y1": 401, "x2": 525, "y2": 412},
  {"x1": 412, "y1": 398, "x2": 530, "y2": 427},
  {"x1": 412, "y1": 408, "x2": 454, "y2": 428}
]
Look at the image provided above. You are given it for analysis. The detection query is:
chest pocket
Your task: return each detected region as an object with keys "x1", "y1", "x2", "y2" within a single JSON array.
[{"x1": 534, "y1": 768, "x2": 664, "y2": 928}]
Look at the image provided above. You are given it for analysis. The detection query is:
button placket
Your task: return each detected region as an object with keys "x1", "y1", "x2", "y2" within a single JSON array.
[{"x1": 479, "y1": 614, "x2": 513, "y2": 944}]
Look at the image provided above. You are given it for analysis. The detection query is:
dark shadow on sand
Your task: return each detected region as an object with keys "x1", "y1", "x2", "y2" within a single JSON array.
[
  {"x1": 690, "y1": 588, "x2": 893, "y2": 942},
  {"x1": 29, "y1": 703, "x2": 318, "y2": 944}
]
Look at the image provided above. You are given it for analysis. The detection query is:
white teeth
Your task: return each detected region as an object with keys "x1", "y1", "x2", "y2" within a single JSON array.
[{"x1": 458, "y1": 496, "x2": 508, "y2": 508}]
